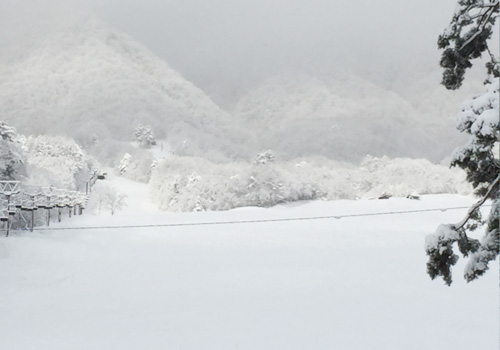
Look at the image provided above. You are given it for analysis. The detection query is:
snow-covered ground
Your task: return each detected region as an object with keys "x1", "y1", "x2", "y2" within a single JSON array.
[{"x1": 0, "y1": 175, "x2": 498, "y2": 350}]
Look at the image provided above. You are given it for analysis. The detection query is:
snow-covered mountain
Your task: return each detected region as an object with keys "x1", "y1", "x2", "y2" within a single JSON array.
[
  {"x1": 0, "y1": 17, "x2": 247, "y2": 161},
  {"x1": 233, "y1": 72, "x2": 469, "y2": 162},
  {"x1": 0, "y1": 16, "x2": 478, "y2": 164}
]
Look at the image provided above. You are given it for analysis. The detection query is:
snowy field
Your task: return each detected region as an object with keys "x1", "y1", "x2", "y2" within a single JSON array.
[{"x1": 0, "y1": 176, "x2": 498, "y2": 350}]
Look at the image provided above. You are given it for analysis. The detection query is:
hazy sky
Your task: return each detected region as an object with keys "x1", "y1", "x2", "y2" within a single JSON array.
[
  {"x1": 90, "y1": 0, "x2": 461, "y2": 100},
  {"x1": 0, "y1": 0, "x2": 491, "y2": 104}
]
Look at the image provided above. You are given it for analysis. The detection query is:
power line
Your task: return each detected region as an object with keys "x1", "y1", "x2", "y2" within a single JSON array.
[{"x1": 33, "y1": 204, "x2": 492, "y2": 231}]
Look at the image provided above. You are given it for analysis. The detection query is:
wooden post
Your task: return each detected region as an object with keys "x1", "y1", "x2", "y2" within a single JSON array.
[
  {"x1": 30, "y1": 196, "x2": 35, "y2": 232},
  {"x1": 47, "y1": 196, "x2": 51, "y2": 226},
  {"x1": 6, "y1": 217, "x2": 10, "y2": 237},
  {"x1": 58, "y1": 208, "x2": 61, "y2": 223},
  {"x1": 5, "y1": 194, "x2": 10, "y2": 237}
]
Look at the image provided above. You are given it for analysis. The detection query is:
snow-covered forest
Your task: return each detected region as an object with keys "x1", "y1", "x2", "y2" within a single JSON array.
[
  {"x1": 0, "y1": 14, "x2": 480, "y2": 210},
  {"x1": 0, "y1": 0, "x2": 498, "y2": 349}
]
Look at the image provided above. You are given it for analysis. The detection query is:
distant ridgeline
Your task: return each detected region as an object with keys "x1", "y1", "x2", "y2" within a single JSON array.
[{"x1": 0, "y1": 17, "x2": 475, "y2": 164}]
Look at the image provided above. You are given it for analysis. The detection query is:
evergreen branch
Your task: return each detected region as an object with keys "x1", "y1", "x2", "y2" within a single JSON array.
[
  {"x1": 486, "y1": 46, "x2": 495, "y2": 60},
  {"x1": 481, "y1": 0, "x2": 500, "y2": 8},
  {"x1": 458, "y1": 2, "x2": 499, "y2": 51},
  {"x1": 453, "y1": 175, "x2": 499, "y2": 230}
]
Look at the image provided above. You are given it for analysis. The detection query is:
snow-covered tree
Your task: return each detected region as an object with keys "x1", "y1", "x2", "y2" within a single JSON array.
[
  {"x1": 0, "y1": 121, "x2": 26, "y2": 181},
  {"x1": 149, "y1": 154, "x2": 469, "y2": 212},
  {"x1": 88, "y1": 183, "x2": 127, "y2": 215},
  {"x1": 0, "y1": 120, "x2": 17, "y2": 142},
  {"x1": 0, "y1": 141, "x2": 26, "y2": 180},
  {"x1": 21, "y1": 135, "x2": 95, "y2": 190},
  {"x1": 149, "y1": 159, "x2": 158, "y2": 178},
  {"x1": 116, "y1": 151, "x2": 155, "y2": 183},
  {"x1": 438, "y1": 0, "x2": 499, "y2": 89},
  {"x1": 254, "y1": 150, "x2": 275, "y2": 165},
  {"x1": 118, "y1": 153, "x2": 131, "y2": 175},
  {"x1": 134, "y1": 124, "x2": 157, "y2": 148},
  {"x1": 426, "y1": 1, "x2": 499, "y2": 285}
]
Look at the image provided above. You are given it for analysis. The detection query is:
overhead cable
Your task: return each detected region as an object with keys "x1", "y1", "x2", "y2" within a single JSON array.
[{"x1": 33, "y1": 204, "x2": 492, "y2": 231}]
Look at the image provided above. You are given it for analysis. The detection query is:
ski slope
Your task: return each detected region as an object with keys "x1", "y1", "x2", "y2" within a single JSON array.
[{"x1": 0, "y1": 175, "x2": 498, "y2": 350}]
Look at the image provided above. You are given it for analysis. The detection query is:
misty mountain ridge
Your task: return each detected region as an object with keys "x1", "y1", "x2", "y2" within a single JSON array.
[
  {"x1": 0, "y1": 17, "x2": 246, "y2": 161},
  {"x1": 234, "y1": 73, "x2": 470, "y2": 162},
  {"x1": 0, "y1": 16, "x2": 473, "y2": 164}
]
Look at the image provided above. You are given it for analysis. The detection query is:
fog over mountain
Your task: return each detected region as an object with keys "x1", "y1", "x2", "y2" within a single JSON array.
[
  {"x1": 0, "y1": 17, "x2": 248, "y2": 160},
  {"x1": 85, "y1": 0, "x2": 484, "y2": 107},
  {"x1": 0, "y1": 0, "x2": 493, "y2": 164},
  {"x1": 234, "y1": 72, "x2": 475, "y2": 162}
]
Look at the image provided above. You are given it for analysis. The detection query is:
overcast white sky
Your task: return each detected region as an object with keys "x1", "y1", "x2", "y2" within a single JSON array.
[
  {"x1": 90, "y1": 0, "x2": 460, "y2": 96},
  {"x1": 1, "y1": 0, "x2": 492, "y2": 104}
]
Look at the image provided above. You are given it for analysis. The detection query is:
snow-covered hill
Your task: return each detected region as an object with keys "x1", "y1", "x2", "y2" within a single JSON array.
[
  {"x1": 0, "y1": 16, "x2": 480, "y2": 164},
  {"x1": 233, "y1": 73, "x2": 469, "y2": 162},
  {"x1": 0, "y1": 17, "x2": 247, "y2": 161}
]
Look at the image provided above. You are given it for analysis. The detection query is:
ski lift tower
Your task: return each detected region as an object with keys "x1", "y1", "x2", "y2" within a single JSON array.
[{"x1": 0, "y1": 181, "x2": 20, "y2": 236}]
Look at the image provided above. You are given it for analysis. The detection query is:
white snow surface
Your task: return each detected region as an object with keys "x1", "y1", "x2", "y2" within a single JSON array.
[{"x1": 0, "y1": 175, "x2": 498, "y2": 350}]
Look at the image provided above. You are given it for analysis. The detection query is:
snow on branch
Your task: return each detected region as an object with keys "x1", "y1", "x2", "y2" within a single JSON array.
[
  {"x1": 426, "y1": 176, "x2": 499, "y2": 285},
  {"x1": 458, "y1": 1, "x2": 499, "y2": 51},
  {"x1": 453, "y1": 175, "x2": 499, "y2": 230},
  {"x1": 438, "y1": 0, "x2": 499, "y2": 89}
]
